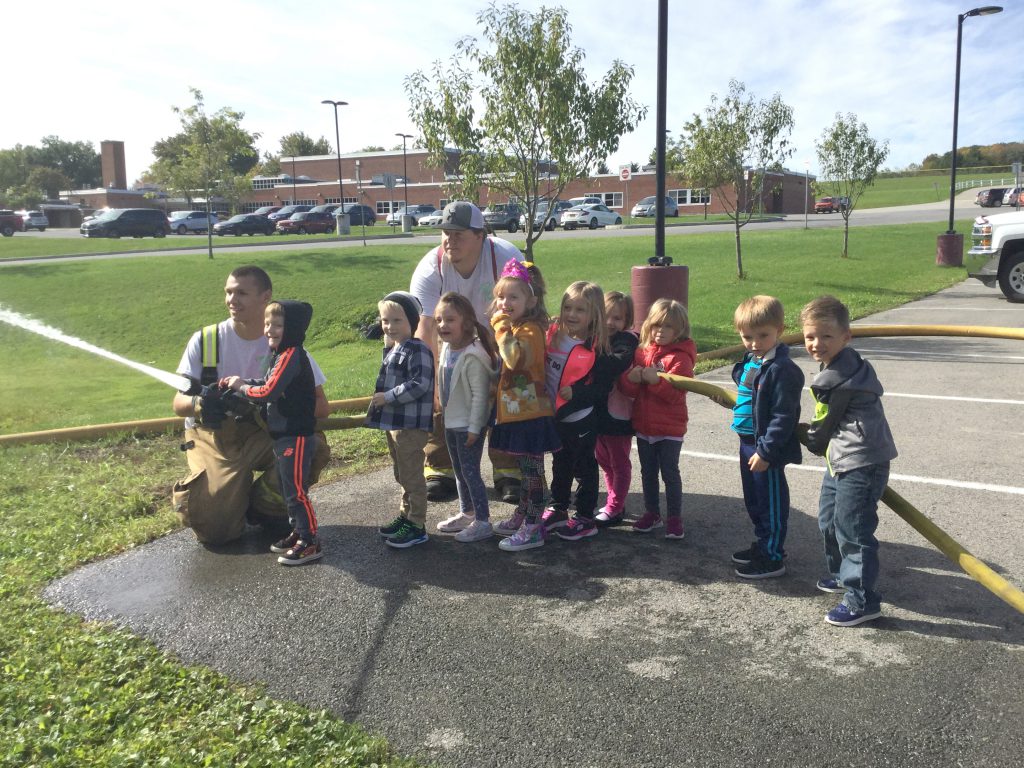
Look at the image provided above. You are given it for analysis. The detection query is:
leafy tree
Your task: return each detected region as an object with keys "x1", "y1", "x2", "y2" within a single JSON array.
[
  {"x1": 32, "y1": 136, "x2": 101, "y2": 189},
  {"x1": 279, "y1": 132, "x2": 332, "y2": 158},
  {"x1": 815, "y1": 112, "x2": 890, "y2": 258},
  {"x1": 0, "y1": 138, "x2": 99, "y2": 203},
  {"x1": 148, "y1": 89, "x2": 260, "y2": 211},
  {"x1": 596, "y1": 160, "x2": 610, "y2": 175},
  {"x1": 629, "y1": 162, "x2": 640, "y2": 173},
  {"x1": 405, "y1": 2, "x2": 646, "y2": 260},
  {"x1": 668, "y1": 79, "x2": 794, "y2": 278},
  {"x1": 360, "y1": 145, "x2": 386, "y2": 153}
]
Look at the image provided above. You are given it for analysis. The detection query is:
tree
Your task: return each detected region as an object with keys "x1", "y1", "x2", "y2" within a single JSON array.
[
  {"x1": 279, "y1": 132, "x2": 332, "y2": 158},
  {"x1": 815, "y1": 112, "x2": 890, "y2": 258},
  {"x1": 596, "y1": 160, "x2": 610, "y2": 175},
  {"x1": 405, "y1": 2, "x2": 646, "y2": 260},
  {"x1": 629, "y1": 162, "x2": 640, "y2": 173},
  {"x1": 668, "y1": 79, "x2": 794, "y2": 278},
  {"x1": 32, "y1": 136, "x2": 101, "y2": 189},
  {"x1": 360, "y1": 145, "x2": 386, "y2": 153},
  {"x1": 148, "y1": 89, "x2": 260, "y2": 211}
]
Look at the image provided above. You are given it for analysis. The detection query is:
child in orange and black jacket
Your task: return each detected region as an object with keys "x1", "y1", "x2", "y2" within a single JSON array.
[{"x1": 619, "y1": 298, "x2": 696, "y2": 541}]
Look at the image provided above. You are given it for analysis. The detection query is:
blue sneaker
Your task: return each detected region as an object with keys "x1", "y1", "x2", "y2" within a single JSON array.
[
  {"x1": 556, "y1": 515, "x2": 598, "y2": 541},
  {"x1": 385, "y1": 521, "x2": 429, "y2": 549},
  {"x1": 816, "y1": 577, "x2": 845, "y2": 594},
  {"x1": 825, "y1": 603, "x2": 881, "y2": 627}
]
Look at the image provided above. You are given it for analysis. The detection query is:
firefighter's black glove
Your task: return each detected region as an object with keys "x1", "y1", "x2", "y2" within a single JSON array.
[{"x1": 197, "y1": 385, "x2": 228, "y2": 429}]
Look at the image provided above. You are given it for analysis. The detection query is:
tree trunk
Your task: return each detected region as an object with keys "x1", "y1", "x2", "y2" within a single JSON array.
[
  {"x1": 842, "y1": 216, "x2": 850, "y2": 258},
  {"x1": 734, "y1": 217, "x2": 744, "y2": 278}
]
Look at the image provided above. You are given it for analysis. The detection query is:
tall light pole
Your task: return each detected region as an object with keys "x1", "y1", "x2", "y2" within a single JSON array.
[
  {"x1": 321, "y1": 99, "x2": 348, "y2": 206},
  {"x1": 395, "y1": 132, "x2": 413, "y2": 222},
  {"x1": 943, "y1": 6, "x2": 1002, "y2": 238}
]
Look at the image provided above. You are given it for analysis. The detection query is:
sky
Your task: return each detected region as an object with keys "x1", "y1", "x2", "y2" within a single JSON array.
[{"x1": 7, "y1": 0, "x2": 1022, "y2": 186}]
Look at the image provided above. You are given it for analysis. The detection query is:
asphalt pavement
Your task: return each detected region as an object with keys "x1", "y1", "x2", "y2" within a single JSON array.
[{"x1": 45, "y1": 278, "x2": 1024, "y2": 767}]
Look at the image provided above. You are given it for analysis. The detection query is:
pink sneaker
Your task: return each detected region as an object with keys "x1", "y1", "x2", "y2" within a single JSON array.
[
  {"x1": 665, "y1": 517, "x2": 685, "y2": 539},
  {"x1": 541, "y1": 505, "x2": 569, "y2": 532},
  {"x1": 494, "y1": 511, "x2": 526, "y2": 537},
  {"x1": 632, "y1": 510, "x2": 663, "y2": 533}
]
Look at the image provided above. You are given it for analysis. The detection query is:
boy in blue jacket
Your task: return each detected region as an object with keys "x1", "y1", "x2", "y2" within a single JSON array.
[
  {"x1": 223, "y1": 300, "x2": 322, "y2": 566},
  {"x1": 728, "y1": 296, "x2": 804, "y2": 579}
]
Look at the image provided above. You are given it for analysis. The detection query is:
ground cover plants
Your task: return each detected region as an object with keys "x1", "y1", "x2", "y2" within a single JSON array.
[{"x1": 0, "y1": 222, "x2": 985, "y2": 764}]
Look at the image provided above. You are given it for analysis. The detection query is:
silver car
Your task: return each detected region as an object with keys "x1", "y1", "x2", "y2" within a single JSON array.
[
  {"x1": 630, "y1": 196, "x2": 679, "y2": 218},
  {"x1": 520, "y1": 200, "x2": 573, "y2": 231},
  {"x1": 168, "y1": 210, "x2": 217, "y2": 234},
  {"x1": 22, "y1": 210, "x2": 49, "y2": 231}
]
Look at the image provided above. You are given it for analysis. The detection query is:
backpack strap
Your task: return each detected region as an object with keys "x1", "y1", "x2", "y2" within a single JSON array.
[{"x1": 199, "y1": 323, "x2": 220, "y2": 386}]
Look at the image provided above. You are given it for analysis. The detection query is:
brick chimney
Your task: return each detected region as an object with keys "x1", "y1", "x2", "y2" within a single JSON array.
[{"x1": 100, "y1": 140, "x2": 127, "y2": 190}]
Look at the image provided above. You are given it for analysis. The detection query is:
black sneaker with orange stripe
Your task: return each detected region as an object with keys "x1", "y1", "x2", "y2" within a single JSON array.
[{"x1": 277, "y1": 537, "x2": 323, "y2": 566}]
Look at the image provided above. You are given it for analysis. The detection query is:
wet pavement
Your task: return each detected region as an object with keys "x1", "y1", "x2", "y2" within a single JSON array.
[{"x1": 45, "y1": 280, "x2": 1024, "y2": 767}]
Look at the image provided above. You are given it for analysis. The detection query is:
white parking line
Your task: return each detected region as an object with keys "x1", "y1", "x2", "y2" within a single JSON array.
[
  {"x1": 681, "y1": 450, "x2": 1024, "y2": 496},
  {"x1": 854, "y1": 346, "x2": 1024, "y2": 362},
  {"x1": 883, "y1": 306, "x2": 1024, "y2": 312},
  {"x1": 699, "y1": 380, "x2": 1024, "y2": 406}
]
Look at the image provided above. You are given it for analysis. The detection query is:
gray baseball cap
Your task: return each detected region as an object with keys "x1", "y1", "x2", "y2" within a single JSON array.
[{"x1": 439, "y1": 201, "x2": 485, "y2": 231}]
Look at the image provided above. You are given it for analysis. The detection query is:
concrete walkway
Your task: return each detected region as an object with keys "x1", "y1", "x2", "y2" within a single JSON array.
[{"x1": 46, "y1": 280, "x2": 1024, "y2": 767}]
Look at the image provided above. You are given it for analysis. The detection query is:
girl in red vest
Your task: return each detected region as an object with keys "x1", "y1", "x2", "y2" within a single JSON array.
[
  {"x1": 542, "y1": 281, "x2": 618, "y2": 542},
  {"x1": 619, "y1": 298, "x2": 696, "y2": 540}
]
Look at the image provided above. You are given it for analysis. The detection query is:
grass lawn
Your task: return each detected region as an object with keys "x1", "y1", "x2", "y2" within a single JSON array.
[{"x1": 0, "y1": 223, "x2": 986, "y2": 764}]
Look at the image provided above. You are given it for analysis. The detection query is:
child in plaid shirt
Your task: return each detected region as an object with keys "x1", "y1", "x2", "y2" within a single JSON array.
[{"x1": 366, "y1": 291, "x2": 436, "y2": 549}]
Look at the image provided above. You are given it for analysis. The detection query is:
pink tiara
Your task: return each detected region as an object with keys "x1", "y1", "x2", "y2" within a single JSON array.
[{"x1": 501, "y1": 259, "x2": 530, "y2": 284}]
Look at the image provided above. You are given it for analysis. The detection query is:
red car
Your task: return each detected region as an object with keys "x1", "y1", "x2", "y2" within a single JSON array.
[{"x1": 275, "y1": 210, "x2": 336, "y2": 235}]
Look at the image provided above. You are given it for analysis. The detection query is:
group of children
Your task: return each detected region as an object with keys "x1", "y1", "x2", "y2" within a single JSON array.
[{"x1": 224, "y1": 259, "x2": 896, "y2": 627}]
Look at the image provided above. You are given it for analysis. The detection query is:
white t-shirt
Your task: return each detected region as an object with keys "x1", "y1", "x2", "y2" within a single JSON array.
[
  {"x1": 409, "y1": 236, "x2": 523, "y2": 320},
  {"x1": 177, "y1": 318, "x2": 326, "y2": 428}
]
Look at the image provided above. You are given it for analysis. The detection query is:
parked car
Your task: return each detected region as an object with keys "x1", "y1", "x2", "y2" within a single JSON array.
[
  {"x1": 167, "y1": 210, "x2": 217, "y2": 235},
  {"x1": 630, "y1": 196, "x2": 679, "y2": 218},
  {"x1": 267, "y1": 204, "x2": 311, "y2": 223},
  {"x1": 560, "y1": 203, "x2": 622, "y2": 230},
  {"x1": 566, "y1": 196, "x2": 603, "y2": 209},
  {"x1": 21, "y1": 210, "x2": 49, "y2": 231},
  {"x1": 975, "y1": 188, "x2": 1007, "y2": 208},
  {"x1": 213, "y1": 214, "x2": 276, "y2": 236},
  {"x1": 80, "y1": 208, "x2": 170, "y2": 238},
  {"x1": 252, "y1": 205, "x2": 283, "y2": 218},
  {"x1": 520, "y1": 200, "x2": 573, "y2": 231},
  {"x1": 386, "y1": 204, "x2": 437, "y2": 226},
  {"x1": 1003, "y1": 187, "x2": 1022, "y2": 207},
  {"x1": 340, "y1": 203, "x2": 377, "y2": 226},
  {"x1": 308, "y1": 203, "x2": 341, "y2": 217},
  {"x1": 275, "y1": 210, "x2": 336, "y2": 235},
  {"x1": 0, "y1": 210, "x2": 25, "y2": 237},
  {"x1": 418, "y1": 208, "x2": 445, "y2": 227},
  {"x1": 483, "y1": 202, "x2": 523, "y2": 233}
]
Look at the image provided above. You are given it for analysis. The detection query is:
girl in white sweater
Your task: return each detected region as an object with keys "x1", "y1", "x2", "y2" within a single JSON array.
[{"x1": 434, "y1": 292, "x2": 499, "y2": 541}]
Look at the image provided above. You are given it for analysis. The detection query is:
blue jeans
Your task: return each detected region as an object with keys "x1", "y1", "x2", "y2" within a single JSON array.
[
  {"x1": 818, "y1": 462, "x2": 889, "y2": 613},
  {"x1": 637, "y1": 438, "x2": 683, "y2": 518},
  {"x1": 445, "y1": 429, "x2": 489, "y2": 522}
]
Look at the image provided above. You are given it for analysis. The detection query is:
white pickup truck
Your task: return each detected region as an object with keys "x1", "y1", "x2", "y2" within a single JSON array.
[{"x1": 968, "y1": 210, "x2": 1024, "y2": 302}]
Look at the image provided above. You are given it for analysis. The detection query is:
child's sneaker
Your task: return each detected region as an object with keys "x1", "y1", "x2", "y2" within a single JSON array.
[
  {"x1": 455, "y1": 519, "x2": 494, "y2": 542},
  {"x1": 541, "y1": 505, "x2": 569, "y2": 532},
  {"x1": 664, "y1": 517, "x2": 685, "y2": 540},
  {"x1": 277, "y1": 538, "x2": 323, "y2": 566},
  {"x1": 735, "y1": 554, "x2": 786, "y2": 579},
  {"x1": 595, "y1": 507, "x2": 625, "y2": 527},
  {"x1": 494, "y1": 511, "x2": 526, "y2": 537},
  {"x1": 556, "y1": 515, "x2": 598, "y2": 541},
  {"x1": 731, "y1": 541, "x2": 759, "y2": 565},
  {"x1": 385, "y1": 521, "x2": 429, "y2": 549},
  {"x1": 825, "y1": 603, "x2": 881, "y2": 627},
  {"x1": 816, "y1": 577, "x2": 845, "y2": 594},
  {"x1": 269, "y1": 530, "x2": 299, "y2": 554},
  {"x1": 632, "y1": 510, "x2": 663, "y2": 533},
  {"x1": 378, "y1": 515, "x2": 407, "y2": 538},
  {"x1": 498, "y1": 522, "x2": 545, "y2": 551},
  {"x1": 437, "y1": 512, "x2": 474, "y2": 533}
]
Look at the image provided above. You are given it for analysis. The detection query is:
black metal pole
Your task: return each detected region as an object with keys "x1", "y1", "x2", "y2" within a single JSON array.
[
  {"x1": 655, "y1": 0, "x2": 667, "y2": 260},
  {"x1": 946, "y1": 13, "x2": 965, "y2": 234},
  {"x1": 322, "y1": 100, "x2": 347, "y2": 207}
]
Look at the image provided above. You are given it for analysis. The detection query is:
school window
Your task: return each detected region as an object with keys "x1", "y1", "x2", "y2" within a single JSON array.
[
  {"x1": 438, "y1": 199, "x2": 448, "y2": 209},
  {"x1": 376, "y1": 200, "x2": 405, "y2": 215},
  {"x1": 602, "y1": 192, "x2": 623, "y2": 208}
]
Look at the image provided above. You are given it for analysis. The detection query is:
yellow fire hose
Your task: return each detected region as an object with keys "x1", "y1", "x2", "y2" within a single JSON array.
[{"x1": 661, "y1": 357, "x2": 1024, "y2": 615}]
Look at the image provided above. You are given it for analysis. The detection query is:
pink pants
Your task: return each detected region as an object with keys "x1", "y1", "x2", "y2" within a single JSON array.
[{"x1": 596, "y1": 434, "x2": 633, "y2": 514}]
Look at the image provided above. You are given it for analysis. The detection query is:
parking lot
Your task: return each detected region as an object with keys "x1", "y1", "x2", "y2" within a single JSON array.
[{"x1": 45, "y1": 278, "x2": 1024, "y2": 767}]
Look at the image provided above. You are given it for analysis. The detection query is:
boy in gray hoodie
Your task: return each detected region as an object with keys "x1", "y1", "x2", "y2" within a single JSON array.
[{"x1": 801, "y1": 296, "x2": 898, "y2": 627}]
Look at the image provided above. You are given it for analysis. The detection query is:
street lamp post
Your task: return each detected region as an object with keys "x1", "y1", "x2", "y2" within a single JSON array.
[
  {"x1": 321, "y1": 99, "x2": 348, "y2": 206},
  {"x1": 395, "y1": 132, "x2": 413, "y2": 228},
  {"x1": 938, "y1": 6, "x2": 1002, "y2": 266}
]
